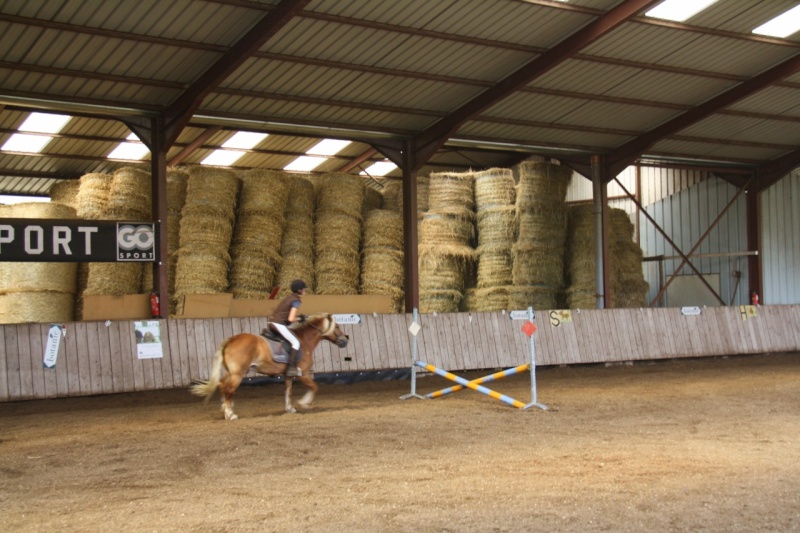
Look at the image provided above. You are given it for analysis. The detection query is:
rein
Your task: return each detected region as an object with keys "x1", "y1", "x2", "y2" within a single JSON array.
[{"x1": 305, "y1": 316, "x2": 336, "y2": 337}]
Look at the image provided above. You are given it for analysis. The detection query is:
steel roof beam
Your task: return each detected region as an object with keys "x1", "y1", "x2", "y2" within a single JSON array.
[
  {"x1": 162, "y1": 0, "x2": 312, "y2": 145},
  {"x1": 607, "y1": 52, "x2": 800, "y2": 177},
  {"x1": 755, "y1": 147, "x2": 800, "y2": 192},
  {"x1": 412, "y1": 0, "x2": 661, "y2": 167}
]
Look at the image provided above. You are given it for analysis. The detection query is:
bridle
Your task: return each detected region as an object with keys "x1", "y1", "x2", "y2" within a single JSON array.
[{"x1": 306, "y1": 315, "x2": 337, "y2": 337}]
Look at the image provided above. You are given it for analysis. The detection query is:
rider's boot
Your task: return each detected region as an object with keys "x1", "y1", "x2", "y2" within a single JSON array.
[{"x1": 286, "y1": 348, "x2": 302, "y2": 378}]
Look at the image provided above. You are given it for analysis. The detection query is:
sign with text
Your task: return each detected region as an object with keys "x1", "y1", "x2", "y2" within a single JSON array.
[
  {"x1": 332, "y1": 313, "x2": 361, "y2": 325},
  {"x1": 509, "y1": 310, "x2": 535, "y2": 320},
  {"x1": 0, "y1": 219, "x2": 157, "y2": 262}
]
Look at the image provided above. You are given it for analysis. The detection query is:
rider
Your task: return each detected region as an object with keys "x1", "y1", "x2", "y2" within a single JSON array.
[{"x1": 270, "y1": 279, "x2": 307, "y2": 377}]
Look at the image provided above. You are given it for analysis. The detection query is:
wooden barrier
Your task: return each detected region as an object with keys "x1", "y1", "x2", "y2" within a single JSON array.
[{"x1": 1, "y1": 305, "x2": 799, "y2": 402}]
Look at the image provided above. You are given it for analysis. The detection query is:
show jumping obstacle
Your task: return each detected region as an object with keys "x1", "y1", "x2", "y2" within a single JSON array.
[{"x1": 403, "y1": 307, "x2": 547, "y2": 410}]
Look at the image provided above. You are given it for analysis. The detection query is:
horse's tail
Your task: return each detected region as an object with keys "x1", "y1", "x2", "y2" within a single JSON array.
[{"x1": 190, "y1": 339, "x2": 228, "y2": 402}]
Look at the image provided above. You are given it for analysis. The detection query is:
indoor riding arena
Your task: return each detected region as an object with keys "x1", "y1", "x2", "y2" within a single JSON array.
[{"x1": 2, "y1": 1, "x2": 800, "y2": 532}]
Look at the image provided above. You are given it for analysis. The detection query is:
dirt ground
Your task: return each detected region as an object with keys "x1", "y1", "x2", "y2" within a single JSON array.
[{"x1": 1, "y1": 353, "x2": 799, "y2": 533}]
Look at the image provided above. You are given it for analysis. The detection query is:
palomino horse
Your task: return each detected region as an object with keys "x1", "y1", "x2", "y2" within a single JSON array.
[{"x1": 191, "y1": 313, "x2": 349, "y2": 420}]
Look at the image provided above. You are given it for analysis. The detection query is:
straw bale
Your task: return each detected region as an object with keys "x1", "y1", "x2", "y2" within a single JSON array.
[
  {"x1": 314, "y1": 202, "x2": 362, "y2": 294},
  {"x1": 516, "y1": 209, "x2": 567, "y2": 241},
  {"x1": 103, "y1": 167, "x2": 151, "y2": 221},
  {"x1": 48, "y1": 180, "x2": 80, "y2": 209},
  {"x1": 284, "y1": 175, "x2": 315, "y2": 213},
  {"x1": 515, "y1": 161, "x2": 572, "y2": 207},
  {"x1": 474, "y1": 168, "x2": 515, "y2": 210},
  {"x1": 183, "y1": 166, "x2": 241, "y2": 222},
  {"x1": 179, "y1": 206, "x2": 235, "y2": 250},
  {"x1": 417, "y1": 176, "x2": 430, "y2": 213},
  {"x1": 428, "y1": 171, "x2": 475, "y2": 215},
  {"x1": 362, "y1": 186, "x2": 383, "y2": 217},
  {"x1": 10, "y1": 202, "x2": 76, "y2": 219},
  {"x1": 3, "y1": 291, "x2": 74, "y2": 323},
  {"x1": 472, "y1": 286, "x2": 511, "y2": 312},
  {"x1": 167, "y1": 168, "x2": 189, "y2": 214},
  {"x1": 316, "y1": 172, "x2": 364, "y2": 220},
  {"x1": 279, "y1": 217, "x2": 315, "y2": 257},
  {"x1": 419, "y1": 254, "x2": 465, "y2": 292},
  {"x1": 461, "y1": 288, "x2": 477, "y2": 312},
  {"x1": 419, "y1": 289, "x2": 462, "y2": 313},
  {"x1": 477, "y1": 248, "x2": 513, "y2": 288},
  {"x1": 508, "y1": 285, "x2": 559, "y2": 311},
  {"x1": 381, "y1": 180, "x2": 402, "y2": 213},
  {"x1": 84, "y1": 262, "x2": 143, "y2": 296},
  {"x1": 238, "y1": 169, "x2": 291, "y2": 215},
  {"x1": 173, "y1": 249, "x2": 231, "y2": 298},
  {"x1": 476, "y1": 206, "x2": 515, "y2": 248},
  {"x1": 363, "y1": 210, "x2": 403, "y2": 250},
  {"x1": 229, "y1": 250, "x2": 278, "y2": 294},
  {"x1": 361, "y1": 248, "x2": 404, "y2": 311},
  {"x1": 276, "y1": 255, "x2": 315, "y2": 297},
  {"x1": 512, "y1": 241, "x2": 565, "y2": 288},
  {"x1": 315, "y1": 212, "x2": 361, "y2": 253},
  {"x1": 76, "y1": 173, "x2": 113, "y2": 219},
  {"x1": 419, "y1": 213, "x2": 474, "y2": 247},
  {"x1": 232, "y1": 212, "x2": 285, "y2": 252}
]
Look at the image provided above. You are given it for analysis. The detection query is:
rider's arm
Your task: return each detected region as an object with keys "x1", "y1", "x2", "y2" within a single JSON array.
[{"x1": 288, "y1": 304, "x2": 300, "y2": 323}]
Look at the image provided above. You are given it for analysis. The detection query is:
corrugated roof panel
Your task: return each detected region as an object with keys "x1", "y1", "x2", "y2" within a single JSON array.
[
  {"x1": 681, "y1": 115, "x2": 800, "y2": 146},
  {"x1": 729, "y1": 86, "x2": 800, "y2": 116},
  {"x1": 651, "y1": 138, "x2": 784, "y2": 162},
  {"x1": 458, "y1": 120, "x2": 625, "y2": 149},
  {"x1": 687, "y1": 0, "x2": 800, "y2": 36},
  {"x1": 584, "y1": 23, "x2": 798, "y2": 77}
]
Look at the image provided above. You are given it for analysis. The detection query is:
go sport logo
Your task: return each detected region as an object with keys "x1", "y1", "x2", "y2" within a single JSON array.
[{"x1": 116, "y1": 224, "x2": 155, "y2": 261}]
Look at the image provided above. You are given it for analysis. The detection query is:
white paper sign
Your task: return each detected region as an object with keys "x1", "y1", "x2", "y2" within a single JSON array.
[
  {"x1": 408, "y1": 321, "x2": 421, "y2": 336},
  {"x1": 43, "y1": 324, "x2": 63, "y2": 369},
  {"x1": 681, "y1": 306, "x2": 702, "y2": 316},
  {"x1": 509, "y1": 310, "x2": 534, "y2": 320},
  {"x1": 333, "y1": 313, "x2": 361, "y2": 325},
  {"x1": 134, "y1": 320, "x2": 163, "y2": 359}
]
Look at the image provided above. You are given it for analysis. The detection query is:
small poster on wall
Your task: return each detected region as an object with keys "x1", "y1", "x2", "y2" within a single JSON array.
[{"x1": 134, "y1": 320, "x2": 163, "y2": 359}]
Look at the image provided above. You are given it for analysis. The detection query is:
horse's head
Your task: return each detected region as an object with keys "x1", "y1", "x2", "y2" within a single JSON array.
[{"x1": 297, "y1": 313, "x2": 349, "y2": 348}]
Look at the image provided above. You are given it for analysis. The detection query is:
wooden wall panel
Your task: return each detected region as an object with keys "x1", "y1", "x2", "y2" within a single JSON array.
[{"x1": 2, "y1": 305, "x2": 799, "y2": 402}]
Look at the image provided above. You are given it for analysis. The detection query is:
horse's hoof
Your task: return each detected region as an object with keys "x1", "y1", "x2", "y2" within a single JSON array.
[
  {"x1": 285, "y1": 407, "x2": 297, "y2": 414},
  {"x1": 225, "y1": 413, "x2": 239, "y2": 421},
  {"x1": 297, "y1": 402, "x2": 312, "y2": 410}
]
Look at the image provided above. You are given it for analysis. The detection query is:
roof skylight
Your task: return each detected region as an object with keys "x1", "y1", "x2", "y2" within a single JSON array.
[
  {"x1": 107, "y1": 133, "x2": 149, "y2": 160},
  {"x1": 644, "y1": 0, "x2": 719, "y2": 22},
  {"x1": 283, "y1": 138, "x2": 351, "y2": 172},
  {"x1": 200, "y1": 131, "x2": 268, "y2": 167},
  {"x1": 360, "y1": 161, "x2": 397, "y2": 177},
  {"x1": 752, "y1": 5, "x2": 800, "y2": 38},
  {"x1": 1, "y1": 112, "x2": 71, "y2": 154}
]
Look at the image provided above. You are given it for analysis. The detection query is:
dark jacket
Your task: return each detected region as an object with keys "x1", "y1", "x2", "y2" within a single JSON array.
[{"x1": 271, "y1": 293, "x2": 301, "y2": 326}]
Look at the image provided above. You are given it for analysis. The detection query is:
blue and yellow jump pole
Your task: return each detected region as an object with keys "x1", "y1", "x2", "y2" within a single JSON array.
[
  {"x1": 425, "y1": 364, "x2": 530, "y2": 399},
  {"x1": 415, "y1": 361, "x2": 528, "y2": 409}
]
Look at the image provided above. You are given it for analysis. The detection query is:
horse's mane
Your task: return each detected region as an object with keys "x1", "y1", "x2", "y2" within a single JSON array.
[{"x1": 289, "y1": 313, "x2": 331, "y2": 331}]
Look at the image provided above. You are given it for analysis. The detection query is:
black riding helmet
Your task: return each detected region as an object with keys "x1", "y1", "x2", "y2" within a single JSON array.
[{"x1": 290, "y1": 279, "x2": 307, "y2": 294}]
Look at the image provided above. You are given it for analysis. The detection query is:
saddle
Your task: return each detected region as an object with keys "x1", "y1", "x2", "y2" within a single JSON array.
[{"x1": 260, "y1": 325, "x2": 291, "y2": 364}]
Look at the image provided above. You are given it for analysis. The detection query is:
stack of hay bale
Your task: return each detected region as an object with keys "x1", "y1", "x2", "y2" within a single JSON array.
[
  {"x1": 314, "y1": 173, "x2": 364, "y2": 294},
  {"x1": 610, "y1": 209, "x2": 649, "y2": 307},
  {"x1": 72, "y1": 172, "x2": 113, "y2": 319},
  {"x1": 172, "y1": 166, "x2": 240, "y2": 314},
  {"x1": 229, "y1": 169, "x2": 291, "y2": 299},
  {"x1": 470, "y1": 168, "x2": 516, "y2": 311},
  {"x1": 48, "y1": 180, "x2": 80, "y2": 210},
  {"x1": 0, "y1": 202, "x2": 79, "y2": 323},
  {"x1": 162, "y1": 168, "x2": 189, "y2": 315},
  {"x1": 565, "y1": 205, "x2": 649, "y2": 308},
  {"x1": 360, "y1": 209, "x2": 404, "y2": 312},
  {"x1": 418, "y1": 171, "x2": 476, "y2": 313},
  {"x1": 362, "y1": 186, "x2": 383, "y2": 218},
  {"x1": 381, "y1": 176, "x2": 430, "y2": 222},
  {"x1": 511, "y1": 161, "x2": 572, "y2": 311},
  {"x1": 276, "y1": 176, "x2": 316, "y2": 297},
  {"x1": 83, "y1": 167, "x2": 151, "y2": 306}
]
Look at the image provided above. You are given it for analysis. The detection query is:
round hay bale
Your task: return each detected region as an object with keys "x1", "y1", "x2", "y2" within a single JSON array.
[
  {"x1": 284, "y1": 175, "x2": 315, "y2": 214},
  {"x1": 183, "y1": 166, "x2": 241, "y2": 222},
  {"x1": 474, "y1": 168, "x2": 515, "y2": 210},
  {"x1": 229, "y1": 250, "x2": 278, "y2": 294},
  {"x1": 76, "y1": 173, "x2": 113, "y2": 219},
  {"x1": 275, "y1": 255, "x2": 315, "y2": 297},
  {"x1": 315, "y1": 212, "x2": 361, "y2": 253},
  {"x1": 279, "y1": 217, "x2": 315, "y2": 257},
  {"x1": 428, "y1": 171, "x2": 475, "y2": 217},
  {"x1": 361, "y1": 249, "x2": 404, "y2": 312},
  {"x1": 179, "y1": 207, "x2": 236, "y2": 252},
  {"x1": 476, "y1": 206, "x2": 516, "y2": 248},
  {"x1": 419, "y1": 254, "x2": 466, "y2": 292},
  {"x1": 10, "y1": 202, "x2": 76, "y2": 219},
  {"x1": 362, "y1": 186, "x2": 383, "y2": 218},
  {"x1": 417, "y1": 175, "x2": 430, "y2": 213},
  {"x1": 3, "y1": 291, "x2": 74, "y2": 323},
  {"x1": 238, "y1": 169, "x2": 291, "y2": 215},
  {"x1": 103, "y1": 167, "x2": 151, "y2": 221},
  {"x1": 418, "y1": 213, "x2": 475, "y2": 253},
  {"x1": 419, "y1": 289, "x2": 461, "y2": 313},
  {"x1": 461, "y1": 288, "x2": 477, "y2": 311},
  {"x1": 166, "y1": 168, "x2": 189, "y2": 214},
  {"x1": 232, "y1": 211, "x2": 285, "y2": 253},
  {"x1": 381, "y1": 180, "x2": 402, "y2": 213},
  {"x1": 173, "y1": 249, "x2": 231, "y2": 297},
  {"x1": 477, "y1": 248, "x2": 513, "y2": 288},
  {"x1": 84, "y1": 263, "x2": 143, "y2": 296},
  {"x1": 473, "y1": 285, "x2": 511, "y2": 312},
  {"x1": 508, "y1": 285, "x2": 559, "y2": 311},
  {"x1": 316, "y1": 172, "x2": 364, "y2": 220},
  {"x1": 515, "y1": 161, "x2": 572, "y2": 207},
  {"x1": 363, "y1": 210, "x2": 403, "y2": 250},
  {"x1": 512, "y1": 241, "x2": 565, "y2": 288},
  {"x1": 48, "y1": 180, "x2": 80, "y2": 209}
]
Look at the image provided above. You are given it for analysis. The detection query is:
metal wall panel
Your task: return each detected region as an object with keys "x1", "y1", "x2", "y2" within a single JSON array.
[{"x1": 761, "y1": 169, "x2": 800, "y2": 305}]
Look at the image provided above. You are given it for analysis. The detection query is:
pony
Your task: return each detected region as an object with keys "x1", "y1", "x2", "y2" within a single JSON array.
[{"x1": 191, "y1": 313, "x2": 349, "y2": 420}]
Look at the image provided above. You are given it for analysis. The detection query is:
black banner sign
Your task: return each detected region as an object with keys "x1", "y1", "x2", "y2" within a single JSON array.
[{"x1": 0, "y1": 219, "x2": 157, "y2": 262}]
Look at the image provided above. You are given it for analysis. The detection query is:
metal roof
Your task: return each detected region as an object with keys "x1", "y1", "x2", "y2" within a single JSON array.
[{"x1": 1, "y1": 0, "x2": 800, "y2": 197}]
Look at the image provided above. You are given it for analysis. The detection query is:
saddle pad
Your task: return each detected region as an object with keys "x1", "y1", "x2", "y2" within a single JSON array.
[{"x1": 259, "y1": 332, "x2": 289, "y2": 364}]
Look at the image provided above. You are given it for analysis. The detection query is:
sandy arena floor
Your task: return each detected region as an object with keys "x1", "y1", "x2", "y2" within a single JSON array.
[{"x1": 1, "y1": 352, "x2": 799, "y2": 532}]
